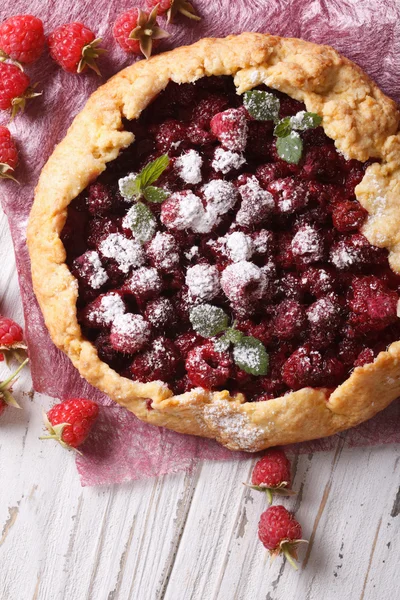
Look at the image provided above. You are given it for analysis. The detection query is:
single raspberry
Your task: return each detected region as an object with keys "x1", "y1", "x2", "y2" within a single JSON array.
[
  {"x1": 236, "y1": 176, "x2": 274, "y2": 228},
  {"x1": 48, "y1": 22, "x2": 106, "y2": 74},
  {"x1": 306, "y1": 296, "x2": 342, "y2": 349},
  {"x1": 0, "y1": 126, "x2": 18, "y2": 181},
  {"x1": 249, "y1": 448, "x2": 294, "y2": 503},
  {"x1": 236, "y1": 319, "x2": 272, "y2": 347},
  {"x1": 145, "y1": 0, "x2": 201, "y2": 22},
  {"x1": 332, "y1": 200, "x2": 368, "y2": 232},
  {"x1": 256, "y1": 162, "x2": 292, "y2": 187},
  {"x1": 186, "y1": 124, "x2": 216, "y2": 146},
  {"x1": 110, "y1": 313, "x2": 151, "y2": 354},
  {"x1": 291, "y1": 225, "x2": 325, "y2": 267},
  {"x1": 154, "y1": 119, "x2": 187, "y2": 154},
  {"x1": 0, "y1": 316, "x2": 27, "y2": 364},
  {"x1": 338, "y1": 338, "x2": 365, "y2": 366},
  {"x1": 123, "y1": 266, "x2": 163, "y2": 304},
  {"x1": 258, "y1": 506, "x2": 305, "y2": 569},
  {"x1": 186, "y1": 263, "x2": 220, "y2": 301},
  {"x1": 210, "y1": 108, "x2": 248, "y2": 152},
  {"x1": 81, "y1": 292, "x2": 126, "y2": 329},
  {"x1": 347, "y1": 276, "x2": 398, "y2": 333},
  {"x1": 41, "y1": 398, "x2": 99, "y2": 449},
  {"x1": 72, "y1": 250, "x2": 108, "y2": 291},
  {"x1": 86, "y1": 182, "x2": 114, "y2": 215},
  {"x1": 175, "y1": 331, "x2": 202, "y2": 357},
  {"x1": 251, "y1": 229, "x2": 275, "y2": 258},
  {"x1": 113, "y1": 7, "x2": 168, "y2": 59},
  {"x1": 192, "y1": 94, "x2": 229, "y2": 129},
  {"x1": 276, "y1": 232, "x2": 295, "y2": 269},
  {"x1": 86, "y1": 217, "x2": 120, "y2": 249},
  {"x1": 130, "y1": 336, "x2": 180, "y2": 382},
  {"x1": 146, "y1": 231, "x2": 181, "y2": 271},
  {"x1": 282, "y1": 345, "x2": 324, "y2": 390},
  {"x1": 344, "y1": 167, "x2": 365, "y2": 197},
  {"x1": 0, "y1": 15, "x2": 45, "y2": 64},
  {"x1": 273, "y1": 300, "x2": 306, "y2": 340},
  {"x1": 185, "y1": 341, "x2": 232, "y2": 388},
  {"x1": 94, "y1": 331, "x2": 128, "y2": 370},
  {"x1": 0, "y1": 62, "x2": 38, "y2": 117},
  {"x1": 301, "y1": 145, "x2": 342, "y2": 182},
  {"x1": 301, "y1": 267, "x2": 337, "y2": 298},
  {"x1": 323, "y1": 354, "x2": 346, "y2": 386},
  {"x1": 330, "y1": 234, "x2": 387, "y2": 270},
  {"x1": 277, "y1": 272, "x2": 303, "y2": 301},
  {"x1": 144, "y1": 297, "x2": 178, "y2": 331},
  {"x1": 221, "y1": 261, "x2": 268, "y2": 308},
  {"x1": 354, "y1": 347, "x2": 375, "y2": 367},
  {"x1": 267, "y1": 177, "x2": 309, "y2": 214}
]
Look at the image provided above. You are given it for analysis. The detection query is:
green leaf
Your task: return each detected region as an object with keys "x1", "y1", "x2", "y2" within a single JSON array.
[
  {"x1": 127, "y1": 202, "x2": 157, "y2": 243},
  {"x1": 233, "y1": 336, "x2": 269, "y2": 376},
  {"x1": 139, "y1": 154, "x2": 169, "y2": 189},
  {"x1": 243, "y1": 90, "x2": 280, "y2": 122},
  {"x1": 276, "y1": 131, "x2": 303, "y2": 164},
  {"x1": 290, "y1": 111, "x2": 322, "y2": 131},
  {"x1": 274, "y1": 117, "x2": 292, "y2": 138},
  {"x1": 143, "y1": 186, "x2": 170, "y2": 203},
  {"x1": 189, "y1": 304, "x2": 229, "y2": 339},
  {"x1": 118, "y1": 174, "x2": 141, "y2": 200},
  {"x1": 223, "y1": 328, "x2": 244, "y2": 345}
]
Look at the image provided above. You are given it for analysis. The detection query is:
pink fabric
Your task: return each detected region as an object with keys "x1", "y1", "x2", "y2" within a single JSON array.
[{"x1": 1, "y1": 0, "x2": 399, "y2": 486}]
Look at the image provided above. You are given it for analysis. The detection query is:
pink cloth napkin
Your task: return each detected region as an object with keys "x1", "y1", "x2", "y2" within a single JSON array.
[{"x1": 1, "y1": 0, "x2": 399, "y2": 486}]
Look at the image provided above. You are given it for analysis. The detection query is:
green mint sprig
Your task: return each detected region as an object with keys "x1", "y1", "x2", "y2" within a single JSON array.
[
  {"x1": 119, "y1": 155, "x2": 170, "y2": 242},
  {"x1": 243, "y1": 90, "x2": 322, "y2": 165},
  {"x1": 189, "y1": 304, "x2": 269, "y2": 376}
]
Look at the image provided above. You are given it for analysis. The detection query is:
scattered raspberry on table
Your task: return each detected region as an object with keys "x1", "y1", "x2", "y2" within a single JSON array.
[
  {"x1": 0, "y1": 62, "x2": 40, "y2": 118},
  {"x1": 258, "y1": 505, "x2": 306, "y2": 569},
  {"x1": 48, "y1": 22, "x2": 106, "y2": 75},
  {"x1": 145, "y1": 0, "x2": 201, "y2": 23},
  {"x1": 0, "y1": 14, "x2": 45, "y2": 64},
  {"x1": 0, "y1": 126, "x2": 19, "y2": 182},
  {"x1": 250, "y1": 448, "x2": 294, "y2": 504},
  {"x1": 41, "y1": 398, "x2": 99, "y2": 449},
  {"x1": 113, "y1": 7, "x2": 169, "y2": 59}
]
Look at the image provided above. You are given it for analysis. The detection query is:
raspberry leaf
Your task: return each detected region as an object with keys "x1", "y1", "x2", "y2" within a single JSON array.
[
  {"x1": 190, "y1": 304, "x2": 229, "y2": 338},
  {"x1": 276, "y1": 131, "x2": 303, "y2": 164},
  {"x1": 290, "y1": 111, "x2": 322, "y2": 131},
  {"x1": 143, "y1": 186, "x2": 170, "y2": 203},
  {"x1": 274, "y1": 117, "x2": 292, "y2": 138},
  {"x1": 243, "y1": 90, "x2": 280, "y2": 122},
  {"x1": 127, "y1": 202, "x2": 157, "y2": 243},
  {"x1": 139, "y1": 154, "x2": 170, "y2": 188},
  {"x1": 233, "y1": 336, "x2": 269, "y2": 376}
]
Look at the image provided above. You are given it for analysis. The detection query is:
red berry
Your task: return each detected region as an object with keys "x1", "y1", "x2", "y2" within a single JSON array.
[
  {"x1": 110, "y1": 313, "x2": 151, "y2": 354},
  {"x1": 0, "y1": 316, "x2": 26, "y2": 363},
  {"x1": 144, "y1": 297, "x2": 178, "y2": 331},
  {"x1": 154, "y1": 119, "x2": 187, "y2": 154},
  {"x1": 48, "y1": 22, "x2": 105, "y2": 74},
  {"x1": 354, "y1": 347, "x2": 375, "y2": 367},
  {"x1": 332, "y1": 201, "x2": 368, "y2": 232},
  {"x1": 130, "y1": 336, "x2": 180, "y2": 383},
  {"x1": 123, "y1": 266, "x2": 163, "y2": 303},
  {"x1": 192, "y1": 94, "x2": 229, "y2": 129},
  {"x1": 268, "y1": 177, "x2": 309, "y2": 214},
  {"x1": 0, "y1": 15, "x2": 45, "y2": 64},
  {"x1": 250, "y1": 448, "x2": 293, "y2": 503},
  {"x1": 86, "y1": 217, "x2": 120, "y2": 249},
  {"x1": 0, "y1": 62, "x2": 31, "y2": 115},
  {"x1": 258, "y1": 506, "x2": 304, "y2": 568},
  {"x1": 145, "y1": 0, "x2": 201, "y2": 22},
  {"x1": 282, "y1": 345, "x2": 324, "y2": 390},
  {"x1": 43, "y1": 398, "x2": 99, "y2": 449},
  {"x1": 185, "y1": 341, "x2": 232, "y2": 388},
  {"x1": 0, "y1": 126, "x2": 18, "y2": 181},
  {"x1": 210, "y1": 108, "x2": 248, "y2": 152},
  {"x1": 86, "y1": 182, "x2": 114, "y2": 215},
  {"x1": 273, "y1": 300, "x2": 306, "y2": 340},
  {"x1": 113, "y1": 8, "x2": 168, "y2": 59},
  {"x1": 301, "y1": 266, "x2": 337, "y2": 298}
]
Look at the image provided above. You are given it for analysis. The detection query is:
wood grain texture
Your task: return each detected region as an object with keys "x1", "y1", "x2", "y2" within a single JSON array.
[{"x1": 0, "y1": 207, "x2": 399, "y2": 599}]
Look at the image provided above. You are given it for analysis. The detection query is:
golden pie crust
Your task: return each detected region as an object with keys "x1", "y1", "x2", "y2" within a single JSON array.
[{"x1": 27, "y1": 33, "x2": 400, "y2": 451}]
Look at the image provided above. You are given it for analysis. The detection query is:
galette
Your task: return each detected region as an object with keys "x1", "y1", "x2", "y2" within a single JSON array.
[{"x1": 28, "y1": 33, "x2": 400, "y2": 451}]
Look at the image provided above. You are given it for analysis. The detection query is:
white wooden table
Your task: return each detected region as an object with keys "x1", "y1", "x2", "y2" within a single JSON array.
[{"x1": 0, "y1": 206, "x2": 399, "y2": 600}]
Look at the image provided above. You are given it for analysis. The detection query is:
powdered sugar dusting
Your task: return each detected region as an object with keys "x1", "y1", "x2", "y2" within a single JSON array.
[
  {"x1": 224, "y1": 231, "x2": 253, "y2": 262},
  {"x1": 111, "y1": 313, "x2": 151, "y2": 346},
  {"x1": 212, "y1": 147, "x2": 246, "y2": 174},
  {"x1": 237, "y1": 176, "x2": 274, "y2": 227},
  {"x1": 88, "y1": 292, "x2": 126, "y2": 326},
  {"x1": 204, "y1": 400, "x2": 265, "y2": 450},
  {"x1": 186, "y1": 264, "x2": 220, "y2": 301},
  {"x1": 146, "y1": 232, "x2": 180, "y2": 271},
  {"x1": 175, "y1": 149, "x2": 203, "y2": 184},
  {"x1": 291, "y1": 225, "x2": 323, "y2": 262},
  {"x1": 100, "y1": 233, "x2": 145, "y2": 273},
  {"x1": 221, "y1": 260, "x2": 267, "y2": 303},
  {"x1": 202, "y1": 179, "x2": 238, "y2": 215}
]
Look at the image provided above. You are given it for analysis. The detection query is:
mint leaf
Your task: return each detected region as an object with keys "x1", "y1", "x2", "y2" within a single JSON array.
[
  {"x1": 233, "y1": 336, "x2": 269, "y2": 376},
  {"x1": 127, "y1": 202, "x2": 156, "y2": 243},
  {"x1": 274, "y1": 117, "x2": 292, "y2": 138},
  {"x1": 139, "y1": 154, "x2": 169, "y2": 189},
  {"x1": 118, "y1": 173, "x2": 141, "y2": 200},
  {"x1": 143, "y1": 186, "x2": 170, "y2": 203},
  {"x1": 213, "y1": 336, "x2": 231, "y2": 352},
  {"x1": 276, "y1": 131, "x2": 303, "y2": 164},
  {"x1": 243, "y1": 90, "x2": 280, "y2": 122},
  {"x1": 290, "y1": 111, "x2": 322, "y2": 131},
  {"x1": 223, "y1": 328, "x2": 244, "y2": 345},
  {"x1": 189, "y1": 304, "x2": 229, "y2": 338}
]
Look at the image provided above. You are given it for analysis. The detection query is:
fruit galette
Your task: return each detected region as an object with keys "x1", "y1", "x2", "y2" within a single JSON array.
[{"x1": 28, "y1": 33, "x2": 400, "y2": 451}]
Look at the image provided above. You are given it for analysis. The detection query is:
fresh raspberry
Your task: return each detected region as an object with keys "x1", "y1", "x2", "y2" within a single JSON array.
[
  {"x1": 80, "y1": 292, "x2": 126, "y2": 329},
  {"x1": 306, "y1": 296, "x2": 342, "y2": 349},
  {"x1": 301, "y1": 267, "x2": 337, "y2": 298},
  {"x1": 301, "y1": 145, "x2": 342, "y2": 182},
  {"x1": 0, "y1": 126, "x2": 18, "y2": 181},
  {"x1": 0, "y1": 316, "x2": 26, "y2": 363},
  {"x1": 0, "y1": 62, "x2": 32, "y2": 116},
  {"x1": 192, "y1": 94, "x2": 229, "y2": 129},
  {"x1": 72, "y1": 250, "x2": 108, "y2": 291},
  {"x1": 42, "y1": 398, "x2": 99, "y2": 449},
  {"x1": 94, "y1": 331, "x2": 128, "y2": 370},
  {"x1": 275, "y1": 232, "x2": 295, "y2": 269},
  {"x1": 332, "y1": 201, "x2": 368, "y2": 232},
  {"x1": 145, "y1": 0, "x2": 201, "y2": 22},
  {"x1": 273, "y1": 300, "x2": 306, "y2": 340},
  {"x1": 282, "y1": 345, "x2": 324, "y2": 390},
  {"x1": 86, "y1": 182, "x2": 114, "y2": 215},
  {"x1": 110, "y1": 313, "x2": 151, "y2": 354},
  {"x1": 348, "y1": 276, "x2": 398, "y2": 333},
  {"x1": 330, "y1": 234, "x2": 387, "y2": 270},
  {"x1": 267, "y1": 177, "x2": 309, "y2": 214},
  {"x1": 48, "y1": 22, "x2": 105, "y2": 74},
  {"x1": 113, "y1": 8, "x2": 168, "y2": 59},
  {"x1": 277, "y1": 272, "x2": 303, "y2": 301},
  {"x1": 323, "y1": 354, "x2": 346, "y2": 386},
  {"x1": 186, "y1": 263, "x2": 220, "y2": 301},
  {"x1": 86, "y1": 217, "x2": 120, "y2": 249},
  {"x1": 131, "y1": 337, "x2": 180, "y2": 383},
  {"x1": 258, "y1": 506, "x2": 304, "y2": 569},
  {"x1": 344, "y1": 167, "x2": 365, "y2": 197},
  {"x1": 251, "y1": 229, "x2": 275, "y2": 258},
  {"x1": 144, "y1": 297, "x2": 178, "y2": 331},
  {"x1": 175, "y1": 331, "x2": 202, "y2": 357},
  {"x1": 236, "y1": 176, "x2": 274, "y2": 228},
  {"x1": 250, "y1": 448, "x2": 293, "y2": 503},
  {"x1": 291, "y1": 225, "x2": 325, "y2": 267},
  {"x1": 186, "y1": 124, "x2": 216, "y2": 146},
  {"x1": 210, "y1": 108, "x2": 248, "y2": 152},
  {"x1": 354, "y1": 347, "x2": 375, "y2": 367},
  {"x1": 146, "y1": 231, "x2": 181, "y2": 271},
  {"x1": 236, "y1": 319, "x2": 272, "y2": 347},
  {"x1": 221, "y1": 261, "x2": 269, "y2": 308},
  {"x1": 123, "y1": 266, "x2": 163, "y2": 304},
  {"x1": 0, "y1": 15, "x2": 45, "y2": 64},
  {"x1": 154, "y1": 119, "x2": 187, "y2": 154},
  {"x1": 256, "y1": 162, "x2": 292, "y2": 188},
  {"x1": 338, "y1": 338, "x2": 365, "y2": 366},
  {"x1": 185, "y1": 341, "x2": 232, "y2": 388}
]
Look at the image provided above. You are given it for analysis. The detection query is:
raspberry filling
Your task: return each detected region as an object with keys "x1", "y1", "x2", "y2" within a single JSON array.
[{"x1": 62, "y1": 76, "x2": 400, "y2": 401}]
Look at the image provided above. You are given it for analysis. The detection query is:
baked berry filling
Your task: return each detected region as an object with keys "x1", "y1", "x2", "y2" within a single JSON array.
[{"x1": 62, "y1": 76, "x2": 400, "y2": 401}]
